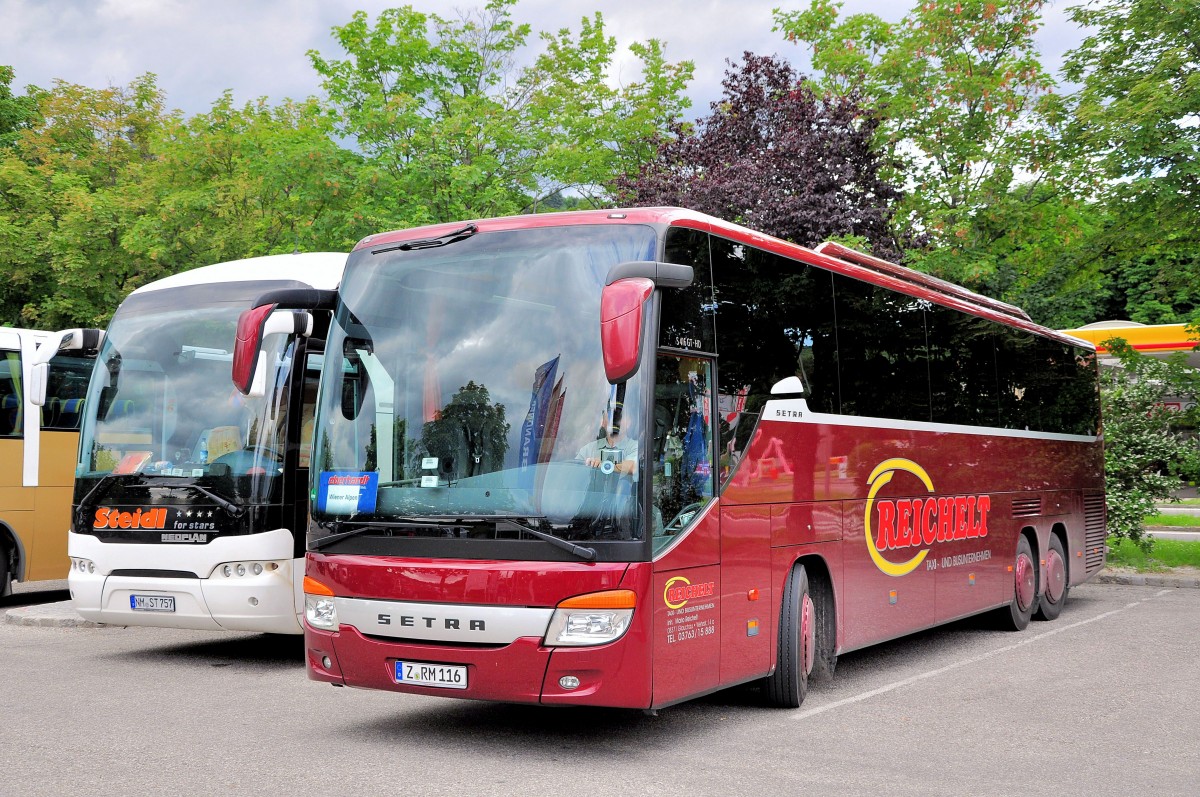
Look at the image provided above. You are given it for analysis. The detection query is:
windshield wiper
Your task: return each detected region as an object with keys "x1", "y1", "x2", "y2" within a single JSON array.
[
  {"x1": 175, "y1": 482, "x2": 245, "y2": 518},
  {"x1": 310, "y1": 518, "x2": 447, "y2": 550},
  {"x1": 310, "y1": 515, "x2": 598, "y2": 561},
  {"x1": 371, "y1": 223, "x2": 477, "y2": 254},
  {"x1": 75, "y1": 472, "x2": 143, "y2": 530},
  {"x1": 489, "y1": 516, "x2": 597, "y2": 562}
]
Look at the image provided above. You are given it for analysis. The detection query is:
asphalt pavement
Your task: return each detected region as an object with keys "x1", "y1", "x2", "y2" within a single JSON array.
[{"x1": 6, "y1": 567, "x2": 1199, "y2": 628}]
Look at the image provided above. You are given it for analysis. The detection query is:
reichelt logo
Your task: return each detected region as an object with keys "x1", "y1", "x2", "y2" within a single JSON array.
[{"x1": 864, "y1": 459, "x2": 992, "y2": 577}]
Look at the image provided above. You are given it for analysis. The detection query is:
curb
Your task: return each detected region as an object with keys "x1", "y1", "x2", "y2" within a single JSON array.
[
  {"x1": 1095, "y1": 570, "x2": 1200, "y2": 589},
  {"x1": 4, "y1": 601, "x2": 104, "y2": 628}
]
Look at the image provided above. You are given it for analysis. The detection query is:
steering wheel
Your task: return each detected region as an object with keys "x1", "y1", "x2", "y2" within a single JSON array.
[{"x1": 664, "y1": 501, "x2": 704, "y2": 534}]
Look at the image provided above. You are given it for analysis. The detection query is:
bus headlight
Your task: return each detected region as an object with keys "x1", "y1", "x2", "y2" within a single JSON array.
[
  {"x1": 544, "y1": 589, "x2": 635, "y2": 647},
  {"x1": 303, "y1": 576, "x2": 339, "y2": 631},
  {"x1": 304, "y1": 596, "x2": 339, "y2": 631},
  {"x1": 70, "y1": 557, "x2": 96, "y2": 574}
]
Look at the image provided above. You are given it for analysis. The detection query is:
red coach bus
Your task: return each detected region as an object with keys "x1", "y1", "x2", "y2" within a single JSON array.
[{"x1": 235, "y1": 208, "x2": 1105, "y2": 709}]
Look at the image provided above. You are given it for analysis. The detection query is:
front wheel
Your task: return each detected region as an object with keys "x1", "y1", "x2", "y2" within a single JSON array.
[
  {"x1": 764, "y1": 565, "x2": 815, "y2": 707},
  {"x1": 1034, "y1": 534, "x2": 1069, "y2": 621},
  {"x1": 999, "y1": 535, "x2": 1037, "y2": 631},
  {"x1": 0, "y1": 542, "x2": 11, "y2": 597}
]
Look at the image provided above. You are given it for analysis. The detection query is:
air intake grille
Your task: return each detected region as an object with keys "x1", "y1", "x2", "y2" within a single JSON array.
[
  {"x1": 1012, "y1": 496, "x2": 1043, "y2": 518},
  {"x1": 1084, "y1": 493, "x2": 1107, "y2": 573}
]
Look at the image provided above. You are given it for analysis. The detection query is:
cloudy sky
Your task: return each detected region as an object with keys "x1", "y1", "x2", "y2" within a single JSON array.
[{"x1": 2, "y1": 0, "x2": 1088, "y2": 118}]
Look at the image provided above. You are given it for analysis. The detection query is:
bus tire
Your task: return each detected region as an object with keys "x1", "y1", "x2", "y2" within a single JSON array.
[
  {"x1": 764, "y1": 564, "x2": 814, "y2": 708},
  {"x1": 1033, "y1": 534, "x2": 1069, "y2": 622},
  {"x1": 0, "y1": 540, "x2": 10, "y2": 597},
  {"x1": 1000, "y1": 535, "x2": 1037, "y2": 632}
]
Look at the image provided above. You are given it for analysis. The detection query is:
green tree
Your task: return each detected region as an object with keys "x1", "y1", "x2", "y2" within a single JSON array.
[
  {"x1": 0, "y1": 74, "x2": 166, "y2": 327},
  {"x1": 309, "y1": 1, "x2": 693, "y2": 223},
  {"x1": 774, "y1": 0, "x2": 1072, "y2": 287},
  {"x1": 522, "y1": 15, "x2": 693, "y2": 206},
  {"x1": 1100, "y1": 340, "x2": 1200, "y2": 550},
  {"x1": 122, "y1": 92, "x2": 373, "y2": 271},
  {"x1": 1060, "y1": 0, "x2": 1200, "y2": 328},
  {"x1": 0, "y1": 66, "x2": 40, "y2": 149}
]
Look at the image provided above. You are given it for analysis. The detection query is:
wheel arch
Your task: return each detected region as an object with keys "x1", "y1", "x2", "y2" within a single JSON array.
[
  {"x1": 1049, "y1": 522, "x2": 1070, "y2": 584},
  {"x1": 792, "y1": 552, "x2": 838, "y2": 679}
]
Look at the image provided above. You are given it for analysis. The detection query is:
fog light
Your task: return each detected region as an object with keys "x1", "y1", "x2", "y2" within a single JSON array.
[
  {"x1": 322, "y1": 656, "x2": 332, "y2": 669},
  {"x1": 559, "y1": 675, "x2": 580, "y2": 690},
  {"x1": 249, "y1": 597, "x2": 259, "y2": 606}
]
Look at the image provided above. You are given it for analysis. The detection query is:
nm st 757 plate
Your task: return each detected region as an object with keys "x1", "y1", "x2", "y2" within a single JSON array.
[{"x1": 130, "y1": 594, "x2": 175, "y2": 613}]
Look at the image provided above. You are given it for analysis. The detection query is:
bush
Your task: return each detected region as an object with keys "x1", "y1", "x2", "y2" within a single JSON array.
[{"x1": 1101, "y1": 339, "x2": 1200, "y2": 550}]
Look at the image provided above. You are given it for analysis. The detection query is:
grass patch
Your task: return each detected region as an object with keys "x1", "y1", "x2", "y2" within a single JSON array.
[
  {"x1": 1107, "y1": 537, "x2": 1200, "y2": 571},
  {"x1": 1143, "y1": 513, "x2": 1200, "y2": 527}
]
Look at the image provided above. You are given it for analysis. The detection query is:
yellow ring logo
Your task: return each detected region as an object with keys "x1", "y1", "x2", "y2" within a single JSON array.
[
  {"x1": 664, "y1": 576, "x2": 690, "y2": 609},
  {"x1": 865, "y1": 458, "x2": 933, "y2": 577}
]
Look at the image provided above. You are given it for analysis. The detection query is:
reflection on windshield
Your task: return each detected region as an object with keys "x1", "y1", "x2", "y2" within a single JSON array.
[
  {"x1": 312, "y1": 224, "x2": 657, "y2": 544},
  {"x1": 76, "y1": 301, "x2": 294, "y2": 506}
]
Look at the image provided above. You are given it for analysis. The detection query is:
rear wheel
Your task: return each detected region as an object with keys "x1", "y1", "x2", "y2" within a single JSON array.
[
  {"x1": 1034, "y1": 534, "x2": 1069, "y2": 622},
  {"x1": 1000, "y1": 535, "x2": 1037, "y2": 631},
  {"x1": 764, "y1": 565, "x2": 814, "y2": 708}
]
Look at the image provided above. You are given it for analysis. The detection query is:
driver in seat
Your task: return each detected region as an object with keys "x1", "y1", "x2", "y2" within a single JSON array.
[{"x1": 576, "y1": 409, "x2": 638, "y2": 478}]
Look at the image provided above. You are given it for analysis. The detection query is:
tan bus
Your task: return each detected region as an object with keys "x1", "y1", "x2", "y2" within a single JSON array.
[{"x1": 1, "y1": 327, "x2": 98, "y2": 594}]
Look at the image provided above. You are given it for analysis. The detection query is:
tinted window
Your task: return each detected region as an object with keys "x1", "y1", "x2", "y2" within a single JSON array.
[
  {"x1": 709, "y1": 237, "x2": 837, "y2": 487},
  {"x1": 925, "y1": 304, "x2": 999, "y2": 427},
  {"x1": 832, "y1": 274, "x2": 930, "y2": 422},
  {"x1": 0, "y1": 350, "x2": 21, "y2": 437},
  {"x1": 660, "y1": 227, "x2": 716, "y2": 354},
  {"x1": 42, "y1": 353, "x2": 94, "y2": 431}
]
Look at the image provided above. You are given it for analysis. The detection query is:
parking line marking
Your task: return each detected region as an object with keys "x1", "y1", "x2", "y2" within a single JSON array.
[{"x1": 794, "y1": 596, "x2": 1159, "y2": 720}]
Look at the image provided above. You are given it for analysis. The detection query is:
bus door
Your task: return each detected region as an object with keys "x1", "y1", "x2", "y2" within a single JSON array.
[
  {"x1": 649, "y1": 353, "x2": 723, "y2": 706},
  {"x1": 288, "y1": 343, "x2": 324, "y2": 556}
]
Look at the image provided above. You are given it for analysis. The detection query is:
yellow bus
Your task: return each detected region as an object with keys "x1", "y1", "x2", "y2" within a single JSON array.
[{"x1": 1, "y1": 327, "x2": 98, "y2": 594}]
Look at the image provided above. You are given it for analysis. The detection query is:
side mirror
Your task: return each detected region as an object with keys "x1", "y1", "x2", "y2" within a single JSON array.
[
  {"x1": 600, "y1": 278, "x2": 654, "y2": 384},
  {"x1": 770, "y1": 376, "x2": 807, "y2": 396},
  {"x1": 29, "y1": 328, "x2": 105, "y2": 406},
  {"x1": 232, "y1": 305, "x2": 313, "y2": 397}
]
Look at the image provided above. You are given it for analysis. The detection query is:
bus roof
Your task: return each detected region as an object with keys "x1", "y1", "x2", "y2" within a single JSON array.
[
  {"x1": 353, "y1": 208, "x2": 1090, "y2": 351},
  {"x1": 129, "y1": 252, "x2": 347, "y2": 296}
]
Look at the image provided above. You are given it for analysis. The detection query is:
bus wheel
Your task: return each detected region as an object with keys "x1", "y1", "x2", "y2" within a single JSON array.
[
  {"x1": 0, "y1": 542, "x2": 10, "y2": 597},
  {"x1": 764, "y1": 564, "x2": 814, "y2": 708},
  {"x1": 1034, "y1": 535, "x2": 1069, "y2": 622},
  {"x1": 1001, "y1": 535, "x2": 1037, "y2": 631}
]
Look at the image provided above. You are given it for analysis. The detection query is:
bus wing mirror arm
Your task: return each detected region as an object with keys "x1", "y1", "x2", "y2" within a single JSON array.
[
  {"x1": 605, "y1": 261, "x2": 693, "y2": 289},
  {"x1": 232, "y1": 306, "x2": 314, "y2": 397}
]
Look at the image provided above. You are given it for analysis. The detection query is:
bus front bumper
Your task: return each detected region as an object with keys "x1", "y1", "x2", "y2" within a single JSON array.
[
  {"x1": 67, "y1": 531, "x2": 304, "y2": 634},
  {"x1": 306, "y1": 624, "x2": 652, "y2": 708}
]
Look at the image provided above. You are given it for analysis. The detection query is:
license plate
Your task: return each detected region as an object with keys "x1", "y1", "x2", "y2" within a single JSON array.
[
  {"x1": 394, "y1": 660, "x2": 468, "y2": 689},
  {"x1": 130, "y1": 594, "x2": 176, "y2": 613}
]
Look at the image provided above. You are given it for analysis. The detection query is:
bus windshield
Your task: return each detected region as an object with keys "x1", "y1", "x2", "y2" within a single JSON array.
[
  {"x1": 77, "y1": 287, "x2": 295, "y2": 507},
  {"x1": 311, "y1": 224, "x2": 657, "y2": 548}
]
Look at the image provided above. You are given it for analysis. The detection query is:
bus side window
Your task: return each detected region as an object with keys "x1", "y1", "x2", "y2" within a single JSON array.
[
  {"x1": 652, "y1": 355, "x2": 715, "y2": 548},
  {"x1": 42, "y1": 354, "x2": 94, "y2": 431},
  {"x1": 0, "y1": 350, "x2": 22, "y2": 437}
]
